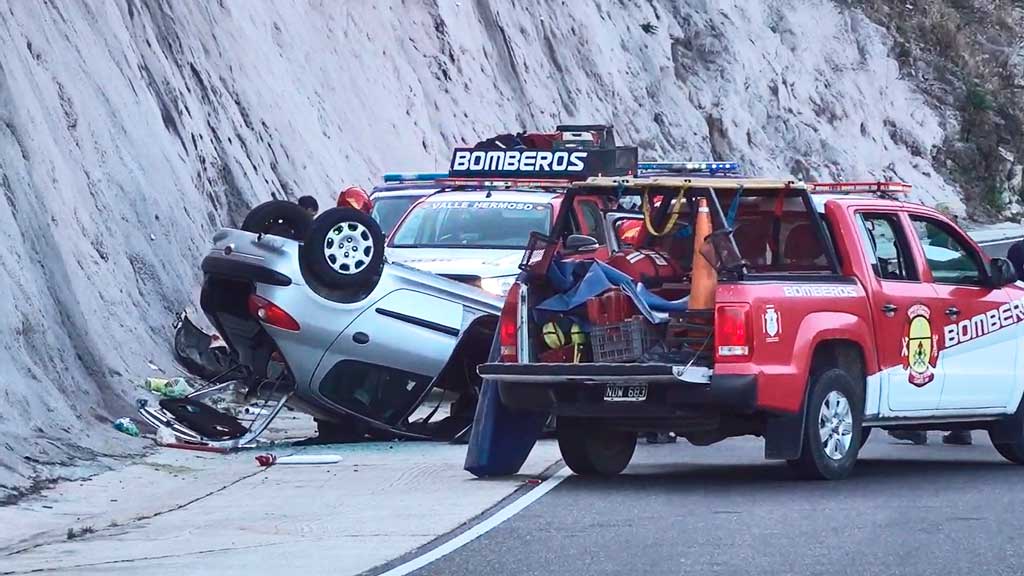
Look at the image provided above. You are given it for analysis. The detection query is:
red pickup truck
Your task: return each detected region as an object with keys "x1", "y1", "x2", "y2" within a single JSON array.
[{"x1": 476, "y1": 177, "x2": 1024, "y2": 480}]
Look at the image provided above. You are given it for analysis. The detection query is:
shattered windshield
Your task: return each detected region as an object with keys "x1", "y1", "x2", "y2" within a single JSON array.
[{"x1": 391, "y1": 198, "x2": 552, "y2": 249}]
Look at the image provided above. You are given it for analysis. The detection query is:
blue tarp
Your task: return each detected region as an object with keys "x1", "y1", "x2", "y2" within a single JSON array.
[{"x1": 537, "y1": 260, "x2": 687, "y2": 323}]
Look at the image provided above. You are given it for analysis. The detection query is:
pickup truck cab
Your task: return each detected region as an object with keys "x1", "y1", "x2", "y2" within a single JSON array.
[{"x1": 476, "y1": 177, "x2": 1024, "y2": 480}]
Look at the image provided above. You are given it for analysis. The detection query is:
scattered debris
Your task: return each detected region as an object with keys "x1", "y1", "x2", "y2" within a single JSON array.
[
  {"x1": 172, "y1": 312, "x2": 236, "y2": 381},
  {"x1": 155, "y1": 426, "x2": 176, "y2": 445},
  {"x1": 112, "y1": 417, "x2": 140, "y2": 437},
  {"x1": 241, "y1": 405, "x2": 269, "y2": 417},
  {"x1": 161, "y1": 442, "x2": 229, "y2": 454},
  {"x1": 146, "y1": 377, "x2": 193, "y2": 398}
]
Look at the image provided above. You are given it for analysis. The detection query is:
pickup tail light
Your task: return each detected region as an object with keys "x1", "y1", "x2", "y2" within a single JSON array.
[
  {"x1": 715, "y1": 304, "x2": 750, "y2": 361},
  {"x1": 248, "y1": 294, "x2": 301, "y2": 332},
  {"x1": 498, "y1": 283, "x2": 521, "y2": 363}
]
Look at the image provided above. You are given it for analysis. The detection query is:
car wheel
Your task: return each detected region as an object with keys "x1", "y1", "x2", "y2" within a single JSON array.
[
  {"x1": 241, "y1": 200, "x2": 312, "y2": 240},
  {"x1": 301, "y1": 207, "x2": 385, "y2": 290},
  {"x1": 557, "y1": 419, "x2": 636, "y2": 476},
  {"x1": 787, "y1": 368, "x2": 863, "y2": 480},
  {"x1": 991, "y1": 419, "x2": 1024, "y2": 463}
]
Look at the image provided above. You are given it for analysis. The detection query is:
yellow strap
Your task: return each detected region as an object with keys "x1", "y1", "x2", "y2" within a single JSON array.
[{"x1": 642, "y1": 186, "x2": 688, "y2": 237}]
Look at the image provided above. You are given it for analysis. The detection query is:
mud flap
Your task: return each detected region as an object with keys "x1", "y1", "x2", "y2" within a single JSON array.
[
  {"x1": 464, "y1": 335, "x2": 547, "y2": 477},
  {"x1": 764, "y1": 410, "x2": 805, "y2": 460}
]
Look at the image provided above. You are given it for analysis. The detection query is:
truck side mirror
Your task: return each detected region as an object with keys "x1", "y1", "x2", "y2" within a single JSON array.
[
  {"x1": 565, "y1": 234, "x2": 599, "y2": 252},
  {"x1": 989, "y1": 257, "x2": 1017, "y2": 287}
]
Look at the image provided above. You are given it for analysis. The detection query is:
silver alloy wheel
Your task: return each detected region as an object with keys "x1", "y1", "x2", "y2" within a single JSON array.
[
  {"x1": 323, "y1": 221, "x2": 374, "y2": 275},
  {"x1": 818, "y1": 390, "x2": 853, "y2": 460}
]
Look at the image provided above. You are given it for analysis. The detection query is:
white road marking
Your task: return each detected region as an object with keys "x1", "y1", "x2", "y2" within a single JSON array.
[{"x1": 377, "y1": 466, "x2": 571, "y2": 576}]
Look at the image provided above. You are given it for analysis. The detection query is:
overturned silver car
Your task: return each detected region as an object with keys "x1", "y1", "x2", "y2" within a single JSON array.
[{"x1": 140, "y1": 202, "x2": 501, "y2": 448}]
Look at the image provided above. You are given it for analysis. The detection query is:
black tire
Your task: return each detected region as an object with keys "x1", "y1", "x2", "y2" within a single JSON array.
[
  {"x1": 557, "y1": 419, "x2": 636, "y2": 476},
  {"x1": 991, "y1": 420, "x2": 1024, "y2": 463},
  {"x1": 301, "y1": 207, "x2": 385, "y2": 290},
  {"x1": 787, "y1": 368, "x2": 864, "y2": 480},
  {"x1": 241, "y1": 200, "x2": 312, "y2": 240},
  {"x1": 993, "y1": 440, "x2": 1024, "y2": 464}
]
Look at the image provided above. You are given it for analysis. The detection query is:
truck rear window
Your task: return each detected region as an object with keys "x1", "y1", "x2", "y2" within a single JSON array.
[
  {"x1": 615, "y1": 190, "x2": 833, "y2": 274},
  {"x1": 732, "y1": 212, "x2": 831, "y2": 273}
]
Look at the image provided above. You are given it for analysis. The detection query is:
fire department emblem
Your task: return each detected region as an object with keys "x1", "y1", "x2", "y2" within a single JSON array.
[
  {"x1": 763, "y1": 305, "x2": 781, "y2": 343},
  {"x1": 901, "y1": 304, "x2": 939, "y2": 387}
]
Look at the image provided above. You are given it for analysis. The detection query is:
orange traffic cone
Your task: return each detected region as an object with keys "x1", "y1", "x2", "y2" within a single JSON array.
[{"x1": 689, "y1": 196, "x2": 717, "y2": 310}]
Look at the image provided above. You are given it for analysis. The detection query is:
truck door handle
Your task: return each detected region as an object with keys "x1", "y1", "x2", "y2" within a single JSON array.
[
  {"x1": 946, "y1": 306, "x2": 960, "y2": 318},
  {"x1": 881, "y1": 304, "x2": 898, "y2": 317}
]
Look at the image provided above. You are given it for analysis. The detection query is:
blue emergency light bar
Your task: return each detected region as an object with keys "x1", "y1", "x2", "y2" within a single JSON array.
[
  {"x1": 638, "y1": 161, "x2": 740, "y2": 175},
  {"x1": 382, "y1": 172, "x2": 449, "y2": 183}
]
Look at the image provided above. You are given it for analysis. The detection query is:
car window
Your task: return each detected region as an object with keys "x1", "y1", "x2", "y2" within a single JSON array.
[
  {"x1": 856, "y1": 213, "x2": 918, "y2": 281},
  {"x1": 910, "y1": 216, "x2": 985, "y2": 286},
  {"x1": 390, "y1": 199, "x2": 552, "y2": 249},
  {"x1": 577, "y1": 200, "x2": 606, "y2": 244},
  {"x1": 371, "y1": 196, "x2": 420, "y2": 235}
]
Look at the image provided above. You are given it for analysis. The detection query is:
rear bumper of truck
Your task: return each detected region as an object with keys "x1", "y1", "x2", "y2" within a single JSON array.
[{"x1": 477, "y1": 362, "x2": 757, "y2": 418}]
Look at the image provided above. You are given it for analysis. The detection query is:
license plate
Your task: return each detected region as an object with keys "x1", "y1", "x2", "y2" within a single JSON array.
[{"x1": 604, "y1": 384, "x2": 647, "y2": 402}]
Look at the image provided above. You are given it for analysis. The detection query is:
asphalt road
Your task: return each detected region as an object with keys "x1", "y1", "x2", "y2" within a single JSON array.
[
  {"x1": 389, "y1": 235, "x2": 1024, "y2": 576},
  {"x1": 411, "y1": 433, "x2": 1024, "y2": 576},
  {"x1": 980, "y1": 238, "x2": 1019, "y2": 258}
]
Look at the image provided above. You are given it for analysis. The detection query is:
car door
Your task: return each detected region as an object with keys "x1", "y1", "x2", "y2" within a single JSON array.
[
  {"x1": 312, "y1": 289, "x2": 464, "y2": 425},
  {"x1": 853, "y1": 211, "x2": 944, "y2": 412},
  {"x1": 908, "y1": 215, "x2": 1017, "y2": 410}
]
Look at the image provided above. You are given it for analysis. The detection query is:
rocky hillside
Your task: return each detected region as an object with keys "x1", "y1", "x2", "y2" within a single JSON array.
[
  {"x1": 0, "y1": 0, "x2": 1017, "y2": 496},
  {"x1": 856, "y1": 0, "x2": 1024, "y2": 218}
]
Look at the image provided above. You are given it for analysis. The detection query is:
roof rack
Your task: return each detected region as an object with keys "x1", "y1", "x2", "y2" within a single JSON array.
[
  {"x1": 577, "y1": 176, "x2": 804, "y2": 190},
  {"x1": 808, "y1": 181, "x2": 912, "y2": 194},
  {"x1": 638, "y1": 161, "x2": 740, "y2": 176}
]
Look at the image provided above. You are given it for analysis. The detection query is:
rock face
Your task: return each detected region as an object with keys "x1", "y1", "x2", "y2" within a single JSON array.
[{"x1": 0, "y1": 0, "x2": 968, "y2": 492}]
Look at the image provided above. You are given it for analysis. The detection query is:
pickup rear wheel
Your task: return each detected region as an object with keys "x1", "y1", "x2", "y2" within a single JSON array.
[
  {"x1": 557, "y1": 419, "x2": 636, "y2": 476},
  {"x1": 788, "y1": 368, "x2": 863, "y2": 480},
  {"x1": 992, "y1": 440, "x2": 1024, "y2": 464}
]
